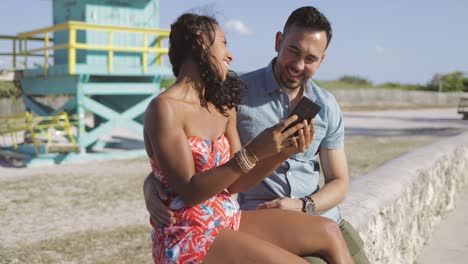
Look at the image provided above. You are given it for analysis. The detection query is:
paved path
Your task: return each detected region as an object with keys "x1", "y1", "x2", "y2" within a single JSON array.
[
  {"x1": 416, "y1": 190, "x2": 468, "y2": 264},
  {"x1": 344, "y1": 108, "x2": 468, "y2": 136},
  {"x1": 344, "y1": 108, "x2": 468, "y2": 263}
]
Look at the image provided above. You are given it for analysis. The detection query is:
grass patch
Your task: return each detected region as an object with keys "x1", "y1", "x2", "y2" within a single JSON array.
[
  {"x1": 345, "y1": 135, "x2": 437, "y2": 178},
  {"x1": 0, "y1": 158, "x2": 149, "y2": 210},
  {"x1": 314, "y1": 79, "x2": 428, "y2": 91},
  {"x1": 0, "y1": 225, "x2": 152, "y2": 264},
  {"x1": 0, "y1": 81, "x2": 21, "y2": 97},
  {"x1": 0, "y1": 157, "x2": 151, "y2": 248},
  {"x1": 314, "y1": 80, "x2": 374, "y2": 90}
]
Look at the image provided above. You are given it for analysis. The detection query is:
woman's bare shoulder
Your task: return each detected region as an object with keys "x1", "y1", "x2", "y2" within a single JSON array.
[
  {"x1": 149, "y1": 85, "x2": 196, "y2": 112},
  {"x1": 147, "y1": 88, "x2": 187, "y2": 114}
]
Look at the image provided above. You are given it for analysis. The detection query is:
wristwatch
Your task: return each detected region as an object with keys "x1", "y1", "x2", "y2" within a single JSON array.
[{"x1": 300, "y1": 196, "x2": 317, "y2": 215}]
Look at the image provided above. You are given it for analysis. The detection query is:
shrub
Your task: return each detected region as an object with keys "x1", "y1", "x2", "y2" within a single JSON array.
[
  {"x1": 338, "y1": 75, "x2": 372, "y2": 86},
  {"x1": 379, "y1": 82, "x2": 400, "y2": 88},
  {"x1": 428, "y1": 72, "x2": 465, "y2": 92},
  {"x1": 463, "y1": 77, "x2": 468, "y2": 92},
  {"x1": 379, "y1": 82, "x2": 427, "y2": 91},
  {"x1": 0, "y1": 81, "x2": 21, "y2": 98}
]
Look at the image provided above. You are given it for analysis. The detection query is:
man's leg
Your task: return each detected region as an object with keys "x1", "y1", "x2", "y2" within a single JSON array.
[{"x1": 304, "y1": 219, "x2": 370, "y2": 264}]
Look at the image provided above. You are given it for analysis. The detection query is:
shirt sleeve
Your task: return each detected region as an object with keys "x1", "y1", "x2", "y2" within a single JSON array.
[{"x1": 321, "y1": 95, "x2": 344, "y2": 149}]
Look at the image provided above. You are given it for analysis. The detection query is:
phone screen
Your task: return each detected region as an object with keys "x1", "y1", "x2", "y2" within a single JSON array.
[{"x1": 283, "y1": 97, "x2": 321, "y2": 135}]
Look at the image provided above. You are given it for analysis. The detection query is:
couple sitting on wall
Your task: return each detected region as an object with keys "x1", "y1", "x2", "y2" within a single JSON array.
[{"x1": 142, "y1": 6, "x2": 369, "y2": 264}]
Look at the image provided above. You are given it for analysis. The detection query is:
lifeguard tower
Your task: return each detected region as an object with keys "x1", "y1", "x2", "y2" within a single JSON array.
[{"x1": 12, "y1": 0, "x2": 171, "y2": 165}]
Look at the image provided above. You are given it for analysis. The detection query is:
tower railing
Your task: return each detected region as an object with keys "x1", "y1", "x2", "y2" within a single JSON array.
[
  {"x1": 17, "y1": 21, "x2": 170, "y2": 76},
  {"x1": 0, "y1": 35, "x2": 51, "y2": 71}
]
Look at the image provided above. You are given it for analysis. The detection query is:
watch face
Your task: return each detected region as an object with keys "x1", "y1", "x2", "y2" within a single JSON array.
[{"x1": 305, "y1": 202, "x2": 315, "y2": 214}]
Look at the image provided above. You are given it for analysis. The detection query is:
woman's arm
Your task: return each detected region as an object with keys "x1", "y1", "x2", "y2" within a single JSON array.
[{"x1": 227, "y1": 116, "x2": 315, "y2": 194}]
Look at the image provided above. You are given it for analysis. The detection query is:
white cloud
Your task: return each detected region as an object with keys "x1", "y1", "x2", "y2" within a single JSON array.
[
  {"x1": 225, "y1": 19, "x2": 253, "y2": 35},
  {"x1": 375, "y1": 45, "x2": 385, "y2": 54}
]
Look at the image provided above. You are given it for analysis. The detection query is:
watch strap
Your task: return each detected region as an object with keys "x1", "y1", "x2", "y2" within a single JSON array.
[
  {"x1": 300, "y1": 197, "x2": 307, "y2": 212},
  {"x1": 301, "y1": 196, "x2": 317, "y2": 215}
]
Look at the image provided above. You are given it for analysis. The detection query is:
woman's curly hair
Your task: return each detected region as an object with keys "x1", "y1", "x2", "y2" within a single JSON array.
[{"x1": 168, "y1": 13, "x2": 245, "y2": 115}]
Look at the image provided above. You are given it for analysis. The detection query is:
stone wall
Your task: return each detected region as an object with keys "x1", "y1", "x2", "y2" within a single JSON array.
[
  {"x1": 341, "y1": 132, "x2": 468, "y2": 263},
  {"x1": 0, "y1": 97, "x2": 23, "y2": 115},
  {"x1": 330, "y1": 89, "x2": 467, "y2": 107}
]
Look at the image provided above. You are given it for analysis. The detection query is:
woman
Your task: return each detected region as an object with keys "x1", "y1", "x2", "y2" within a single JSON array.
[{"x1": 144, "y1": 13, "x2": 353, "y2": 264}]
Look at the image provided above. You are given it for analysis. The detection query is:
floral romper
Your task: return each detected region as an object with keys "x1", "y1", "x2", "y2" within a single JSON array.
[{"x1": 150, "y1": 136, "x2": 242, "y2": 264}]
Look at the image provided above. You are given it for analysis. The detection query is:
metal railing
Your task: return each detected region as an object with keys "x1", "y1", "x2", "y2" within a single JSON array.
[
  {"x1": 0, "y1": 111, "x2": 77, "y2": 153},
  {"x1": 17, "y1": 21, "x2": 170, "y2": 75},
  {"x1": 0, "y1": 35, "x2": 51, "y2": 70}
]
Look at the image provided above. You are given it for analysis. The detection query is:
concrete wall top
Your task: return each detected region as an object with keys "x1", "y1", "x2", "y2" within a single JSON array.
[{"x1": 340, "y1": 132, "x2": 468, "y2": 263}]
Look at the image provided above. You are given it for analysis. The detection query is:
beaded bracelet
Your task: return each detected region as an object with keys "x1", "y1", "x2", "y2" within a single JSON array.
[
  {"x1": 245, "y1": 145, "x2": 259, "y2": 162},
  {"x1": 239, "y1": 148, "x2": 254, "y2": 172},
  {"x1": 242, "y1": 148, "x2": 256, "y2": 168},
  {"x1": 234, "y1": 148, "x2": 256, "y2": 173}
]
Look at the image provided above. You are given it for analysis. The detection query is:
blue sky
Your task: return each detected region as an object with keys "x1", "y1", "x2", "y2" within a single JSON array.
[{"x1": 0, "y1": 0, "x2": 467, "y2": 85}]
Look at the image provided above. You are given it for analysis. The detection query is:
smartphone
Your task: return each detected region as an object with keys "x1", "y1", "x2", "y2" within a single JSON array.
[{"x1": 283, "y1": 97, "x2": 321, "y2": 136}]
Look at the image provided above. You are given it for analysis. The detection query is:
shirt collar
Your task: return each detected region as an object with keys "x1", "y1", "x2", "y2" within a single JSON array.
[
  {"x1": 263, "y1": 58, "x2": 317, "y2": 101},
  {"x1": 305, "y1": 79, "x2": 317, "y2": 101},
  {"x1": 263, "y1": 58, "x2": 280, "y2": 94}
]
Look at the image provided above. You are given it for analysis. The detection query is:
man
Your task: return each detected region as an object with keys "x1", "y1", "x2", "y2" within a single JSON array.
[{"x1": 144, "y1": 6, "x2": 369, "y2": 263}]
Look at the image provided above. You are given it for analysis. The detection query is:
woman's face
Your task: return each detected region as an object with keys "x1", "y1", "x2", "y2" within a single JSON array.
[{"x1": 208, "y1": 25, "x2": 233, "y2": 81}]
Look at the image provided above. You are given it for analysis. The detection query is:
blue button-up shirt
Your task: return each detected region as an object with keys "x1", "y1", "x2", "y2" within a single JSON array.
[{"x1": 237, "y1": 59, "x2": 344, "y2": 223}]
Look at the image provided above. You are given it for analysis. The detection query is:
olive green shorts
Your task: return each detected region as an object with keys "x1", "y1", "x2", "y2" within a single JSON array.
[{"x1": 304, "y1": 219, "x2": 370, "y2": 264}]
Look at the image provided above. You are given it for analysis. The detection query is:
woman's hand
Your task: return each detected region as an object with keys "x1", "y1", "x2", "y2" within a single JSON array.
[
  {"x1": 247, "y1": 116, "x2": 311, "y2": 160},
  {"x1": 280, "y1": 118, "x2": 315, "y2": 158}
]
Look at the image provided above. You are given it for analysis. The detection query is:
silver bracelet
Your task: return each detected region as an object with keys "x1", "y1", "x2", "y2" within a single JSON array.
[
  {"x1": 234, "y1": 148, "x2": 256, "y2": 173},
  {"x1": 245, "y1": 145, "x2": 259, "y2": 162}
]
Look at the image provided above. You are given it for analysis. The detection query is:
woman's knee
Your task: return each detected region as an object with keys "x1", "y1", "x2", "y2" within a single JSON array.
[
  {"x1": 302, "y1": 216, "x2": 343, "y2": 252},
  {"x1": 320, "y1": 217, "x2": 342, "y2": 241}
]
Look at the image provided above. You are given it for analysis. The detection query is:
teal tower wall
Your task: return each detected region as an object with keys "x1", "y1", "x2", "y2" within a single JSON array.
[{"x1": 52, "y1": 0, "x2": 160, "y2": 71}]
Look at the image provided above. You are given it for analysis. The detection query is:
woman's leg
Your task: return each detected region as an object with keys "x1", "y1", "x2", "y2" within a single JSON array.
[
  {"x1": 203, "y1": 228, "x2": 308, "y2": 264},
  {"x1": 239, "y1": 209, "x2": 353, "y2": 264}
]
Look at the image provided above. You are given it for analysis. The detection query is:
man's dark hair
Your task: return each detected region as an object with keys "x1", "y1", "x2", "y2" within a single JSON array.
[
  {"x1": 283, "y1": 6, "x2": 333, "y2": 49},
  {"x1": 168, "y1": 13, "x2": 244, "y2": 115}
]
